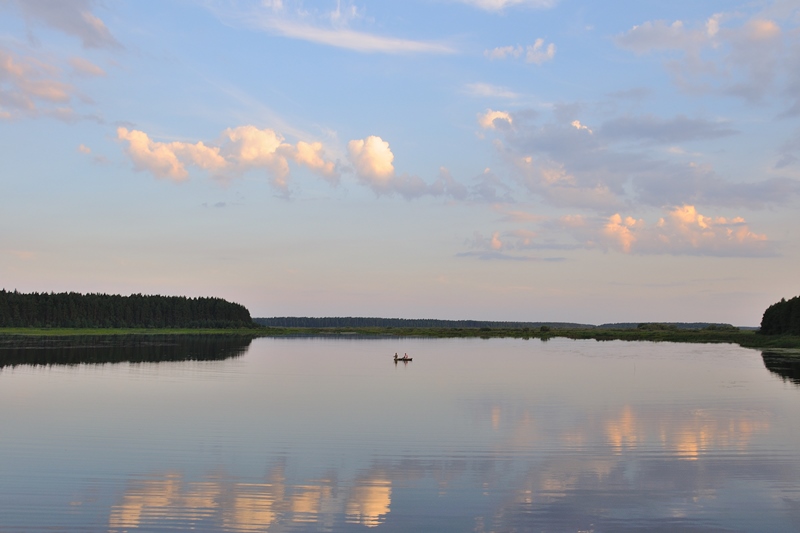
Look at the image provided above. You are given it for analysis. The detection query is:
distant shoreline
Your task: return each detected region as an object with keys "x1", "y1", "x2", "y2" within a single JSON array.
[{"x1": 1, "y1": 325, "x2": 798, "y2": 351}]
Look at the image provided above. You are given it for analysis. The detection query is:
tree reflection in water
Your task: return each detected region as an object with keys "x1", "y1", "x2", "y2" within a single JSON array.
[
  {"x1": 762, "y1": 351, "x2": 800, "y2": 386},
  {"x1": 0, "y1": 335, "x2": 254, "y2": 368}
]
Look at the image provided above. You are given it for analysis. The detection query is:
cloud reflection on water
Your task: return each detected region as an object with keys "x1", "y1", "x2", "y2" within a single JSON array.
[
  {"x1": 107, "y1": 465, "x2": 390, "y2": 531},
  {"x1": 103, "y1": 400, "x2": 787, "y2": 531}
]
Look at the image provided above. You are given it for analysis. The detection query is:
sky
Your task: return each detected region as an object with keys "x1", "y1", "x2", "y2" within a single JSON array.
[{"x1": 1, "y1": 0, "x2": 799, "y2": 326}]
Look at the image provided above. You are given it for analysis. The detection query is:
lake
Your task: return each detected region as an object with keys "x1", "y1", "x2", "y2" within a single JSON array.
[{"x1": 1, "y1": 336, "x2": 799, "y2": 532}]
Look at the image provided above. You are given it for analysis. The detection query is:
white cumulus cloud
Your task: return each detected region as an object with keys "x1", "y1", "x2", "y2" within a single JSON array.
[{"x1": 347, "y1": 136, "x2": 395, "y2": 185}]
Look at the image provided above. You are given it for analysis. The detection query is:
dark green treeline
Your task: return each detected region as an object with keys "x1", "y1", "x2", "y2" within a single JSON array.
[
  {"x1": 0, "y1": 290, "x2": 254, "y2": 328},
  {"x1": 760, "y1": 295, "x2": 800, "y2": 335}
]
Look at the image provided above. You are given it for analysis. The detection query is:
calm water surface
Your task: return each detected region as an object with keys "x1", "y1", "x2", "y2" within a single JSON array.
[{"x1": 1, "y1": 337, "x2": 799, "y2": 532}]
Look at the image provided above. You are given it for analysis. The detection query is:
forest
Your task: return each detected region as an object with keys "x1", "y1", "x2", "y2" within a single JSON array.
[
  {"x1": 0, "y1": 290, "x2": 254, "y2": 329},
  {"x1": 760, "y1": 295, "x2": 800, "y2": 335}
]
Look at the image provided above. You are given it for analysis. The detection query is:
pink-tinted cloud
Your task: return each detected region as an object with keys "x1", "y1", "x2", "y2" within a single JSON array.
[
  {"x1": 0, "y1": 47, "x2": 77, "y2": 119},
  {"x1": 5, "y1": 0, "x2": 120, "y2": 49},
  {"x1": 116, "y1": 125, "x2": 339, "y2": 192},
  {"x1": 568, "y1": 205, "x2": 773, "y2": 257},
  {"x1": 69, "y1": 56, "x2": 105, "y2": 77},
  {"x1": 478, "y1": 109, "x2": 513, "y2": 130}
]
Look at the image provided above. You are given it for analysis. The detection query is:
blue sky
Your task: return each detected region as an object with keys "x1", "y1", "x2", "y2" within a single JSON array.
[{"x1": 1, "y1": 0, "x2": 799, "y2": 325}]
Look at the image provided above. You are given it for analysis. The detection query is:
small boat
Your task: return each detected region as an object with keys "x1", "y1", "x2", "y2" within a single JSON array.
[{"x1": 393, "y1": 353, "x2": 412, "y2": 362}]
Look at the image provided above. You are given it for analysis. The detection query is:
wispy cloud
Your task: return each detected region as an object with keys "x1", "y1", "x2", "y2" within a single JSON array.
[
  {"x1": 599, "y1": 114, "x2": 737, "y2": 143},
  {"x1": 484, "y1": 38, "x2": 556, "y2": 64},
  {"x1": 614, "y1": 11, "x2": 799, "y2": 109},
  {"x1": 452, "y1": 0, "x2": 559, "y2": 13},
  {"x1": 464, "y1": 82, "x2": 520, "y2": 100},
  {"x1": 69, "y1": 56, "x2": 105, "y2": 77},
  {"x1": 260, "y1": 18, "x2": 455, "y2": 54},
  {"x1": 0, "y1": 46, "x2": 101, "y2": 122},
  {"x1": 209, "y1": 2, "x2": 455, "y2": 54},
  {"x1": 3, "y1": 0, "x2": 120, "y2": 49}
]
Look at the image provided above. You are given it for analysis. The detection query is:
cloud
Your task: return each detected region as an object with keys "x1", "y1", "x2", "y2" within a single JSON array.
[
  {"x1": 210, "y1": 3, "x2": 454, "y2": 55},
  {"x1": 484, "y1": 45, "x2": 522, "y2": 60},
  {"x1": 478, "y1": 109, "x2": 513, "y2": 130},
  {"x1": 77, "y1": 143, "x2": 91, "y2": 154},
  {"x1": 599, "y1": 114, "x2": 737, "y2": 143},
  {"x1": 219, "y1": 125, "x2": 290, "y2": 188},
  {"x1": 614, "y1": 19, "x2": 708, "y2": 54},
  {"x1": 117, "y1": 128, "x2": 192, "y2": 180},
  {"x1": 478, "y1": 107, "x2": 800, "y2": 210},
  {"x1": 570, "y1": 120, "x2": 592, "y2": 134},
  {"x1": 525, "y1": 38, "x2": 556, "y2": 65},
  {"x1": 0, "y1": 46, "x2": 85, "y2": 120},
  {"x1": 120, "y1": 126, "x2": 468, "y2": 200},
  {"x1": 461, "y1": 230, "x2": 569, "y2": 261},
  {"x1": 430, "y1": 167, "x2": 469, "y2": 200},
  {"x1": 116, "y1": 125, "x2": 339, "y2": 192},
  {"x1": 484, "y1": 38, "x2": 556, "y2": 65},
  {"x1": 562, "y1": 205, "x2": 774, "y2": 257},
  {"x1": 261, "y1": 19, "x2": 455, "y2": 54},
  {"x1": 775, "y1": 130, "x2": 800, "y2": 168},
  {"x1": 69, "y1": 56, "x2": 105, "y2": 77},
  {"x1": 453, "y1": 0, "x2": 559, "y2": 12},
  {"x1": 632, "y1": 164, "x2": 800, "y2": 209},
  {"x1": 289, "y1": 141, "x2": 339, "y2": 183},
  {"x1": 5, "y1": 0, "x2": 120, "y2": 49},
  {"x1": 499, "y1": 209, "x2": 547, "y2": 223},
  {"x1": 346, "y1": 137, "x2": 474, "y2": 200},
  {"x1": 464, "y1": 82, "x2": 520, "y2": 99},
  {"x1": 614, "y1": 11, "x2": 796, "y2": 106},
  {"x1": 347, "y1": 136, "x2": 395, "y2": 185}
]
